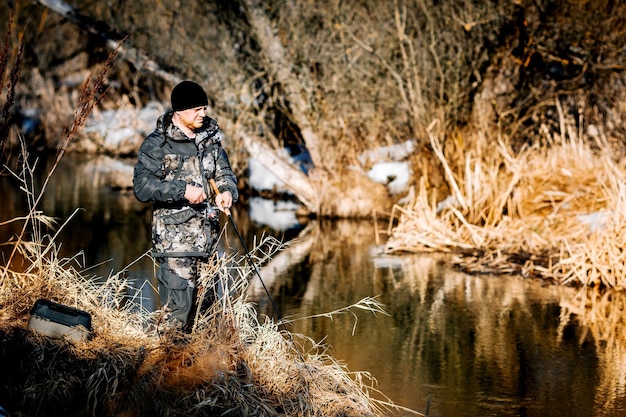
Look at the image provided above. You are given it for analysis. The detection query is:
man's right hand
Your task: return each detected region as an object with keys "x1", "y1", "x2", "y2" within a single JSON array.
[{"x1": 184, "y1": 184, "x2": 207, "y2": 204}]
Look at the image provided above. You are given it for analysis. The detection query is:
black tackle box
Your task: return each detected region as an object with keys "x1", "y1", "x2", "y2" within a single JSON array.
[{"x1": 28, "y1": 299, "x2": 92, "y2": 341}]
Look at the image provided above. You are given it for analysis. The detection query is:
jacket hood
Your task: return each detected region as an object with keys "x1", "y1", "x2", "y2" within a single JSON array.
[{"x1": 156, "y1": 110, "x2": 175, "y2": 133}]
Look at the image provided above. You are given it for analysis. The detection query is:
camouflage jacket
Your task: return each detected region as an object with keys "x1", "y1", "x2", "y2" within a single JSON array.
[{"x1": 133, "y1": 110, "x2": 238, "y2": 257}]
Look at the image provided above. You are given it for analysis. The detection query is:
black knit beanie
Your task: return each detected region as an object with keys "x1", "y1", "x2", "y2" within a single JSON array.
[{"x1": 171, "y1": 81, "x2": 208, "y2": 111}]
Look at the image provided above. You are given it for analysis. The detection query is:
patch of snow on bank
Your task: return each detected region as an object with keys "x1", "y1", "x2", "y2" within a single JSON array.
[
  {"x1": 359, "y1": 140, "x2": 414, "y2": 195},
  {"x1": 82, "y1": 102, "x2": 165, "y2": 154},
  {"x1": 86, "y1": 102, "x2": 163, "y2": 138},
  {"x1": 248, "y1": 157, "x2": 290, "y2": 193},
  {"x1": 577, "y1": 211, "x2": 610, "y2": 233},
  {"x1": 358, "y1": 139, "x2": 416, "y2": 165},
  {"x1": 367, "y1": 161, "x2": 411, "y2": 195},
  {"x1": 105, "y1": 127, "x2": 136, "y2": 147},
  {"x1": 247, "y1": 156, "x2": 304, "y2": 231}
]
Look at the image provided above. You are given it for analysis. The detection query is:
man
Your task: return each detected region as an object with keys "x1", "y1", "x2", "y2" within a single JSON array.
[{"x1": 133, "y1": 80, "x2": 238, "y2": 331}]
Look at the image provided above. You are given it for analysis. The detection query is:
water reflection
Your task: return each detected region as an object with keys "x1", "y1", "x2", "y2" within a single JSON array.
[
  {"x1": 251, "y1": 222, "x2": 626, "y2": 417},
  {"x1": 2, "y1": 156, "x2": 626, "y2": 417}
]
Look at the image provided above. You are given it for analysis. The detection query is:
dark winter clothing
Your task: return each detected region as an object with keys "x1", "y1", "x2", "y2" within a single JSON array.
[
  {"x1": 170, "y1": 80, "x2": 209, "y2": 111},
  {"x1": 133, "y1": 109, "x2": 238, "y2": 328}
]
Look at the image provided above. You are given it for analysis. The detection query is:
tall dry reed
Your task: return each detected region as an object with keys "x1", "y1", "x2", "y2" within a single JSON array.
[{"x1": 386, "y1": 100, "x2": 626, "y2": 288}]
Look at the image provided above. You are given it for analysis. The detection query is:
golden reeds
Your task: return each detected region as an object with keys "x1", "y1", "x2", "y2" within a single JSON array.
[{"x1": 386, "y1": 101, "x2": 626, "y2": 288}]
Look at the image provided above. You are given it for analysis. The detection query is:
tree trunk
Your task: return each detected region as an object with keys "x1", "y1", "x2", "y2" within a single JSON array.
[
  {"x1": 248, "y1": 222, "x2": 318, "y2": 299},
  {"x1": 240, "y1": 0, "x2": 392, "y2": 218},
  {"x1": 35, "y1": 0, "x2": 181, "y2": 86},
  {"x1": 236, "y1": 127, "x2": 318, "y2": 210},
  {"x1": 241, "y1": 0, "x2": 322, "y2": 167}
]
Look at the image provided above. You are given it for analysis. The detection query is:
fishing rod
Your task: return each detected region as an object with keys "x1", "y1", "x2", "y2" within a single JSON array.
[
  {"x1": 211, "y1": 180, "x2": 327, "y2": 387},
  {"x1": 209, "y1": 179, "x2": 286, "y2": 326}
]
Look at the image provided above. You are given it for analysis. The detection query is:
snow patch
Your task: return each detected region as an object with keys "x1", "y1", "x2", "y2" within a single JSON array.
[
  {"x1": 577, "y1": 211, "x2": 610, "y2": 233},
  {"x1": 358, "y1": 140, "x2": 415, "y2": 195},
  {"x1": 104, "y1": 127, "x2": 136, "y2": 147},
  {"x1": 358, "y1": 139, "x2": 416, "y2": 165},
  {"x1": 367, "y1": 161, "x2": 411, "y2": 195},
  {"x1": 248, "y1": 157, "x2": 290, "y2": 193}
]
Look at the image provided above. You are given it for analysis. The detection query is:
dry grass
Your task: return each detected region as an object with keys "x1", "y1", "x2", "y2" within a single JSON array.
[
  {"x1": 385, "y1": 100, "x2": 626, "y2": 288},
  {"x1": 0, "y1": 230, "x2": 391, "y2": 417},
  {"x1": 0, "y1": 157, "x2": 404, "y2": 417}
]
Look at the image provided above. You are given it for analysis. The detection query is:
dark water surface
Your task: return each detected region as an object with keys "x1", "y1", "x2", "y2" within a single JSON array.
[{"x1": 2, "y1": 156, "x2": 626, "y2": 417}]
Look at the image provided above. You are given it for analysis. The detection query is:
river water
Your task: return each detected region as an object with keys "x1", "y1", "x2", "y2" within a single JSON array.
[{"x1": 2, "y1": 155, "x2": 626, "y2": 417}]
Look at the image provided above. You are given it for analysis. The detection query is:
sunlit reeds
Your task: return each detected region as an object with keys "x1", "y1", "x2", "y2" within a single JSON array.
[{"x1": 386, "y1": 100, "x2": 626, "y2": 288}]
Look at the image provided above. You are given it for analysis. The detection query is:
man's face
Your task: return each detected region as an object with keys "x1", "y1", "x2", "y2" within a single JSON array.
[{"x1": 178, "y1": 106, "x2": 206, "y2": 130}]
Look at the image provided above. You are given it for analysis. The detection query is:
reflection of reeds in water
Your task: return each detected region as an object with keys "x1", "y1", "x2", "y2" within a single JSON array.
[
  {"x1": 386, "y1": 255, "x2": 626, "y2": 414},
  {"x1": 378, "y1": 255, "x2": 621, "y2": 414},
  {"x1": 386, "y1": 102, "x2": 626, "y2": 288},
  {"x1": 559, "y1": 289, "x2": 626, "y2": 412},
  {"x1": 379, "y1": 255, "x2": 569, "y2": 370}
]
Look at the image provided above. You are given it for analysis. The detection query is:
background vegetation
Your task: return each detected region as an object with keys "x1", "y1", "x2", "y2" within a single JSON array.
[
  {"x1": 3, "y1": 0, "x2": 625, "y2": 174},
  {"x1": 2, "y1": 0, "x2": 626, "y2": 285},
  {"x1": 3, "y1": 2, "x2": 626, "y2": 414}
]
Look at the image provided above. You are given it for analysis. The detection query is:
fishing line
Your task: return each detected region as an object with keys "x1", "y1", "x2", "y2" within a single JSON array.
[
  {"x1": 209, "y1": 179, "x2": 286, "y2": 326},
  {"x1": 210, "y1": 180, "x2": 338, "y2": 393}
]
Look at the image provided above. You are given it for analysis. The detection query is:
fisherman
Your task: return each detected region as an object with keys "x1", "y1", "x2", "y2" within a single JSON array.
[{"x1": 133, "y1": 80, "x2": 238, "y2": 332}]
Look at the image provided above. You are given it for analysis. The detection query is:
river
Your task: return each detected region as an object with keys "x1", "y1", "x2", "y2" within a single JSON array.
[{"x1": 1, "y1": 155, "x2": 625, "y2": 417}]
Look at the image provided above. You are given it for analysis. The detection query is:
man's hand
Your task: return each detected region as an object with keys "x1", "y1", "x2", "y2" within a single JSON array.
[
  {"x1": 215, "y1": 190, "x2": 233, "y2": 212},
  {"x1": 184, "y1": 184, "x2": 207, "y2": 204}
]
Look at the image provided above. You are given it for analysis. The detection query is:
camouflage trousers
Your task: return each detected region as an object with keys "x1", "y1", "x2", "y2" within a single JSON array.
[{"x1": 156, "y1": 256, "x2": 204, "y2": 329}]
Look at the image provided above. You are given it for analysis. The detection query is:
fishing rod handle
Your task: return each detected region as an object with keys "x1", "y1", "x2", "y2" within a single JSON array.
[{"x1": 209, "y1": 178, "x2": 232, "y2": 216}]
